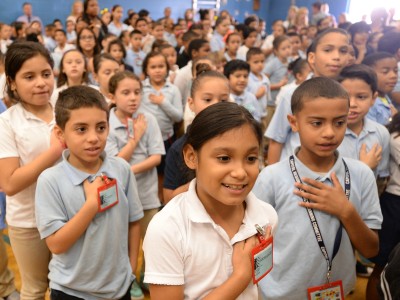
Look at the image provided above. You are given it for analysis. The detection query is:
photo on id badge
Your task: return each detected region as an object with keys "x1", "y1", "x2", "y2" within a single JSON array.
[{"x1": 97, "y1": 176, "x2": 119, "y2": 212}]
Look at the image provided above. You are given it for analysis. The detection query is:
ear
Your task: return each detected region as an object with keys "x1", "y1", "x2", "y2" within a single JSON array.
[
  {"x1": 187, "y1": 96, "x2": 195, "y2": 112},
  {"x1": 287, "y1": 114, "x2": 299, "y2": 133},
  {"x1": 108, "y1": 93, "x2": 115, "y2": 103},
  {"x1": 183, "y1": 144, "x2": 198, "y2": 170},
  {"x1": 370, "y1": 91, "x2": 378, "y2": 107},
  {"x1": 307, "y1": 52, "x2": 315, "y2": 71},
  {"x1": 53, "y1": 124, "x2": 67, "y2": 148}
]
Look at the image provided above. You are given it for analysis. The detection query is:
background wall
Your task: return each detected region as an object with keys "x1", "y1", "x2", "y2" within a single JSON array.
[{"x1": 0, "y1": 0, "x2": 349, "y2": 32}]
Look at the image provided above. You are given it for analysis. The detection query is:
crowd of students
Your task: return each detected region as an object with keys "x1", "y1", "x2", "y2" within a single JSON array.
[{"x1": 0, "y1": 0, "x2": 400, "y2": 299}]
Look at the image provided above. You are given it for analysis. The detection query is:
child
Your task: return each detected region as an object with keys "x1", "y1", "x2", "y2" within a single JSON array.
[
  {"x1": 253, "y1": 77, "x2": 382, "y2": 299},
  {"x1": 367, "y1": 113, "x2": 400, "y2": 299},
  {"x1": 144, "y1": 102, "x2": 278, "y2": 299},
  {"x1": 0, "y1": 41, "x2": 64, "y2": 298},
  {"x1": 362, "y1": 52, "x2": 398, "y2": 125},
  {"x1": 126, "y1": 30, "x2": 146, "y2": 77},
  {"x1": 93, "y1": 53, "x2": 120, "y2": 103},
  {"x1": 65, "y1": 19, "x2": 76, "y2": 44},
  {"x1": 210, "y1": 16, "x2": 231, "y2": 53},
  {"x1": 225, "y1": 59, "x2": 261, "y2": 122},
  {"x1": 261, "y1": 20, "x2": 286, "y2": 59},
  {"x1": 266, "y1": 28, "x2": 350, "y2": 164},
  {"x1": 35, "y1": 86, "x2": 143, "y2": 299},
  {"x1": 107, "y1": 39, "x2": 134, "y2": 72},
  {"x1": 246, "y1": 47, "x2": 271, "y2": 132},
  {"x1": 159, "y1": 44, "x2": 179, "y2": 83},
  {"x1": 237, "y1": 26, "x2": 258, "y2": 61},
  {"x1": 0, "y1": 23, "x2": 12, "y2": 54},
  {"x1": 53, "y1": 29, "x2": 75, "y2": 55},
  {"x1": 107, "y1": 5, "x2": 129, "y2": 38},
  {"x1": 287, "y1": 32, "x2": 306, "y2": 60},
  {"x1": 224, "y1": 32, "x2": 241, "y2": 62},
  {"x1": 106, "y1": 71, "x2": 165, "y2": 298},
  {"x1": 337, "y1": 64, "x2": 390, "y2": 183},
  {"x1": 43, "y1": 23, "x2": 57, "y2": 52},
  {"x1": 141, "y1": 51, "x2": 182, "y2": 201}
]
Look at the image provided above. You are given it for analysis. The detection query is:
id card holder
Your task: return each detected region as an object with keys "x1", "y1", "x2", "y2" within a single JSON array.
[
  {"x1": 307, "y1": 280, "x2": 344, "y2": 300},
  {"x1": 127, "y1": 118, "x2": 134, "y2": 139},
  {"x1": 251, "y1": 225, "x2": 273, "y2": 284},
  {"x1": 97, "y1": 175, "x2": 119, "y2": 212}
]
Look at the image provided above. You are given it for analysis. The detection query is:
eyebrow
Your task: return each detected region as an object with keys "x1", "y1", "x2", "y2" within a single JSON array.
[
  {"x1": 307, "y1": 114, "x2": 348, "y2": 120},
  {"x1": 213, "y1": 146, "x2": 259, "y2": 152}
]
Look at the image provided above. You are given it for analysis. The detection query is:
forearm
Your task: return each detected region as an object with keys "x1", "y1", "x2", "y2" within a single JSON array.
[
  {"x1": 270, "y1": 82, "x2": 283, "y2": 91},
  {"x1": 117, "y1": 140, "x2": 137, "y2": 162},
  {"x1": 128, "y1": 221, "x2": 141, "y2": 274},
  {"x1": 203, "y1": 272, "x2": 251, "y2": 300},
  {"x1": 340, "y1": 202, "x2": 379, "y2": 258},
  {"x1": 131, "y1": 155, "x2": 161, "y2": 175},
  {"x1": 46, "y1": 199, "x2": 98, "y2": 254},
  {"x1": 159, "y1": 102, "x2": 183, "y2": 122},
  {"x1": 255, "y1": 89, "x2": 266, "y2": 99},
  {"x1": 267, "y1": 140, "x2": 283, "y2": 165}
]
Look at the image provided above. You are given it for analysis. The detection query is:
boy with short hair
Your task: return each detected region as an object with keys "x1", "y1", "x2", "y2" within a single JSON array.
[
  {"x1": 253, "y1": 77, "x2": 382, "y2": 299},
  {"x1": 44, "y1": 23, "x2": 57, "y2": 52},
  {"x1": 224, "y1": 59, "x2": 261, "y2": 122},
  {"x1": 35, "y1": 86, "x2": 143, "y2": 299},
  {"x1": 362, "y1": 52, "x2": 398, "y2": 125},
  {"x1": 53, "y1": 29, "x2": 75, "y2": 55},
  {"x1": 126, "y1": 30, "x2": 146, "y2": 77},
  {"x1": 246, "y1": 47, "x2": 271, "y2": 131},
  {"x1": 237, "y1": 26, "x2": 258, "y2": 61}
]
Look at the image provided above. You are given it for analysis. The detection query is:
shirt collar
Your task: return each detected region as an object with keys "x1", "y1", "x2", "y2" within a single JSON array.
[
  {"x1": 345, "y1": 117, "x2": 377, "y2": 137},
  {"x1": 109, "y1": 107, "x2": 127, "y2": 130},
  {"x1": 19, "y1": 103, "x2": 55, "y2": 123},
  {"x1": 142, "y1": 77, "x2": 170, "y2": 88}
]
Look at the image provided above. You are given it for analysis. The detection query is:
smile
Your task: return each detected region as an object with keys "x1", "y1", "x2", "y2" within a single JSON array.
[{"x1": 222, "y1": 183, "x2": 247, "y2": 190}]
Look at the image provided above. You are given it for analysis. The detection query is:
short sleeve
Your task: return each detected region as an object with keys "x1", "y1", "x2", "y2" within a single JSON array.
[
  {"x1": 265, "y1": 93, "x2": 292, "y2": 141},
  {"x1": 0, "y1": 116, "x2": 19, "y2": 159},
  {"x1": 377, "y1": 126, "x2": 391, "y2": 177},
  {"x1": 121, "y1": 160, "x2": 144, "y2": 222},
  {"x1": 146, "y1": 115, "x2": 166, "y2": 156},
  {"x1": 252, "y1": 167, "x2": 276, "y2": 207}
]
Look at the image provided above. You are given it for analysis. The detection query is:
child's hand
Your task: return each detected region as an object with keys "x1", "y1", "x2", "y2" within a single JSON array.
[
  {"x1": 149, "y1": 93, "x2": 165, "y2": 105},
  {"x1": 83, "y1": 177, "x2": 103, "y2": 213},
  {"x1": 294, "y1": 172, "x2": 351, "y2": 220},
  {"x1": 232, "y1": 236, "x2": 258, "y2": 283},
  {"x1": 169, "y1": 72, "x2": 176, "y2": 84},
  {"x1": 279, "y1": 76, "x2": 288, "y2": 87},
  {"x1": 133, "y1": 114, "x2": 147, "y2": 141},
  {"x1": 359, "y1": 143, "x2": 382, "y2": 170},
  {"x1": 256, "y1": 86, "x2": 266, "y2": 98}
]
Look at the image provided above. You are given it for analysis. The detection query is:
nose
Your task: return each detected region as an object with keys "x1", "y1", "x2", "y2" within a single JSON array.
[
  {"x1": 230, "y1": 161, "x2": 247, "y2": 180},
  {"x1": 35, "y1": 76, "x2": 46, "y2": 87},
  {"x1": 87, "y1": 129, "x2": 100, "y2": 143},
  {"x1": 349, "y1": 96, "x2": 357, "y2": 107},
  {"x1": 322, "y1": 124, "x2": 335, "y2": 139}
]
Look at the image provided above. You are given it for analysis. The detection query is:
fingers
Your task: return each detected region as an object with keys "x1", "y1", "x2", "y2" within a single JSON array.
[{"x1": 360, "y1": 143, "x2": 367, "y2": 154}]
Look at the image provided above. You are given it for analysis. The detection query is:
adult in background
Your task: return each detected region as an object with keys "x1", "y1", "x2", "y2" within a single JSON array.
[{"x1": 16, "y1": 2, "x2": 43, "y2": 29}]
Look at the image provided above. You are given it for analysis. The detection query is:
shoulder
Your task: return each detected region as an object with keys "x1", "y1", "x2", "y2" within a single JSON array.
[{"x1": 342, "y1": 156, "x2": 375, "y2": 180}]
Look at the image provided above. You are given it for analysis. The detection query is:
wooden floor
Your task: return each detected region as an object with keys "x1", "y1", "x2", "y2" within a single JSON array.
[{"x1": 3, "y1": 231, "x2": 367, "y2": 300}]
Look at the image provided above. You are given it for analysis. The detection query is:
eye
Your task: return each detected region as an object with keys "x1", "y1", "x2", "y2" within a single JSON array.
[
  {"x1": 43, "y1": 72, "x2": 52, "y2": 78},
  {"x1": 336, "y1": 120, "x2": 346, "y2": 127},
  {"x1": 247, "y1": 155, "x2": 259, "y2": 163},
  {"x1": 76, "y1": 127, "x2": 86, "y2": 133},
  {"x1": 97, "y1": 125, "x2": 107, "y2": 132},
  {"x1": 217, "y1": 155, "x2": 230, "y2": 162},
  {"x1": 311, "y1": 121, "x2": 322, "y2": 127},
  {"x1": 339, "y1": 47, "x2": 349, "y2": 54},
  {"x1": 24, "y1": 75, "x2": 33, "y2": 80}
]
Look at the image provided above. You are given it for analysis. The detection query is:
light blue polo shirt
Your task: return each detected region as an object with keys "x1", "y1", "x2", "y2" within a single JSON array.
[
  {"x1": 210, "y1": 32, "x2": 225, "y2": 52},
  {"x1": 126, "y1": 49, "x2": 146, "y2": 76},
  {"x1": 141, "y1": 78, "x2": 183, "y2": 140},
  {"x1": 247, "y1": 72, "x2": 271, "y2": 117},
  {"x1": 106, "y1": 108, "x2": 165, "y2": 210},
  {"x1": 230, "y1": 91, "x2": 262, "y2": 122},
  {"x1": 107, "y1": 22, "x2": 129, "y2": 37},
  {"x1": 35, "y1": 150, "x2": 143, "y2": 299},
  {"x1": 367, "y1": 95, "x2": 393, "y2": 125},
  {"x1": 253, "y1": 151, "x2": 382, "y2": 299},
  {"x1": 263, "y1": 56, "x2": 289, "y2": 106},
  {"x1": 338, "y1": 118, "x2": 390, "y2": 178}
]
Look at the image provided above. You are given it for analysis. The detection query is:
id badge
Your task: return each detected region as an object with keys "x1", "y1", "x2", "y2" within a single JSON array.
[
  {"x1": 307, "y1": 280, "x2": 344, "y2": 300},
  {"x1": 251, "y1": 236, "x2": 273, "y2": 284},
  {"x1": 127, "y1": 118, "x2": 134, "y2": 139},
  {"x1": 97, "y1": 177, "x2": 119, "y2": 212}
]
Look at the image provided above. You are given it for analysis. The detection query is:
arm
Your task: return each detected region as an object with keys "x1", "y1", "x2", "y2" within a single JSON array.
[
  {"x1": 267, "y1": 140, "x2": 284, "y2": 165},
  {"x1": 131, "y1": 154, "x2": 161, "y2": 175},
  {"x1": 128, "y1": 220, "x2": 141, "y2": 275},
  {"x1": 269, "y1": 77, "x2": 289, "y2": 91},
  {"x1": 359, "y1": 143, "x2": 382, "y2": 170},
  {"x1": 0, "y1": 130, "x2": 63, "y2": 196},
  {"x1": 255, "y1": 85, "x2": 267, "y2": 99},
  {"x1": 163, "y1": 182, "x2": 190, "y2": 203},
  {"x1": 294, "y1": 172, "x2": 379, "y2": 258},
  {"x1": 45, "y1": 177, "x2": 102, "y2": 254}
]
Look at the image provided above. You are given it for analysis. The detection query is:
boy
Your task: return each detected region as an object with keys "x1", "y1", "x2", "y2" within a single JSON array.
[
  {"x1": 43, "y1": 23, "x2": 56, "y2": 52},
  {"x1": 237, "y1": 26, "x2": 257, "y2": 61},
  {"x1": 337, "y1": 64, "x2": 390, "y2": 185},
  {"x1": 35, "y1": 86, "x2": 143, "y2": 299},
  {"x1": 253, "y1": 77, "x2": 382, "y2": 299},
  {"x1": 224, "y1": 59, "x2": 261, "y2": 122},
  {"x1": 65, "y1": 19, "x2": 76, "y2": 44},
  {"x1": 53, "y1": 29, "x2": 75, "y2": 55},
  {"x1": 126, "y1": 30, "x2": 146, "y2": 77},
  {"x1": 362, "y1": 52, "x2": 398, "y2": 125},
  {"x1": 246, "y1": 47, "x2": 271, "y2": 131}
]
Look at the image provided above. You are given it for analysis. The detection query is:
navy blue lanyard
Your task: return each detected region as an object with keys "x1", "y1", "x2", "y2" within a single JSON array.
[{"x1": 289, "y1": 155, "x2": 350, "y2": 283}]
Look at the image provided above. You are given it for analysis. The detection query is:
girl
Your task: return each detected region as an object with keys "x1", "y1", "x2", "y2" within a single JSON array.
[
  {"x1": 367, "y1": 113, "x2": 400, "y2": 299},
  {"x1": 93, "y1": 53, "x2": 120, "y2": 103},
  {"x1": 266, "y1": 28, "x2": 350, "y2": 164},
  {"x1": 210, "y1": 16, "x2": 231, "y2": 53},
  {"x1": 145, "y1": 102, "x2": 278, "y2": 299},
  {"x1": 141, "y1": 51, "x2": 182, "y2": 201},
  {"x1": 106, "y1": 71, "x2": 165, "y2": 299},
  {"x1": 160, "y1": 44, "x2": 179, "y2": 83},
  {"x1": 107, "y1": 5, "x2": 129, "y2": 37},
  {"x1": 107, "y1": 39, "x2": 134, "y2": 72},
  {"x1": 0, "y1": 42, "x2": 63, "y2": 298},
  {"x1": 76, "y1": 27, "x2": 100, "y2": 61},
  {"x1": 224, "y1": 32, "x2": 241, "y2": 62},
  {"x1": 82, "y1": 0, "x2": 107, "y2": 41},
  {"x1": 348, "y1": 21, "x2": 374, "y2": 64},
  {"x1": 163, "y1": 66, "x2": 228, "y2": 203}
]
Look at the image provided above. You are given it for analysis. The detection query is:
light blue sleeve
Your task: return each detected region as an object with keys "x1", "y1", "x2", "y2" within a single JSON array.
[
  {"x1": 263, "y1": 58, "x2": 276, "y2": 76},
  {"x1": 265, "y1": 91, "x2": 292, "y2": 141},
  {"x1": 121, "y1": 160, "x2": 144, "y2": 222},
  {"x1": 377, "y1": 126, "x2": 391, "y2": 178},
  {"x1": 210, "y1": 35, "x2": 222, "y2": 52},
  {"x1": 252, "y1": 167, "x2": 276, "y2": 207},
  {"x1": 105, "y1": 129, "x2": 123, "y2": 157},
  {"x1": 159, "y1": 85, "x2": 183, "y2": 122},
  {"x1": 146, "y1": 114, "x2": 166, "y2": 155}
]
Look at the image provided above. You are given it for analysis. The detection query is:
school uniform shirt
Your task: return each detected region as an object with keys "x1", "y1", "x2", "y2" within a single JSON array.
[
  {"x1": 164, "y1": 31, "x2": 177, "y2": 48},
  {"x1": 144, "y1": 179, "x2": 278, "y2": 300},
  {"x1": 230, "y1": 91, "x2": 262, "y2": 122},
  {"x1": 338, "y1": 118, "x2": 390, "y2": 178},
  {"x1": 263, "y1": 56, "x2": 289, "y2": 106},
  {"x1": 253, "y1": 151, "x2": 382, "y2": 299},
  {"x1": 210, "y1": 32, "x2": 225, "y2": 52},
  {"x1": 0, "y1": 103, "x2": 55, "y2": 228},
  {"x1": 107, "y1": 21, "x2": 129, "y2": 37},
  {"x1": 126, "y1": 49, "x2": 146, "y2": 76},
  {"x1": 367, "y1": 95, "x2": 393, "y2": 125},
  {"x1": 223, "y1": 52, "x2": 239, "y2": 63},
  {"x1": 386, "y1": 132, "x2": 400, "y2": 196},
  {"x1": 106, "y1": 108, "x2": 165, "y2": 210},
  {"x1": 67, "y1": 31, "x2": 77, "y2": 43},
  {"x1": 247, "y1": 72, "x2": 271, "y2": 117},
  {"x1": 174, "y1": 61, "x2": 193, "y2": 107},
  {"x1": 237, "y1": 45, "x2": 249, "y2": 61},
  {"x1": 53, "y1": 43, "x2": 75, "y2": 55},
  {"x1": 140, "y1": 78, "x2": 183, "y2": 141},
  {"x1": 35, "y1": 150, "x2": 143, "y2": 299}
]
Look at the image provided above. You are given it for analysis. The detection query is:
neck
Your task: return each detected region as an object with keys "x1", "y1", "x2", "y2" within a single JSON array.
[
  {"x1": 378, "y1": 92, "x2": 385, "y2": 98},
  {"x1": 150, "y1": 79, "x2": 165, "y2": 89},
  {"x1": 68, "y1": 154, "x2": 103, "y2": 174},
  {"x1": 114, "y1": 107, "x2": 130, "y2": 123},
  {"x1": 279, "y1": 56, "x2": 287, "y2": 63},
  {"x1": 232, "y1": 90, "x2": 243, "y2": 96},
  {"x1": 67, "y1": 77, "x2": 83, "y2": 87},
  {"x1": 297, "y1": 147, "x2": 336, "y2": 173},
  {"x1": 99, "y1": 87, "x2": 108, "y2": 97},
  {"x1": 82, "y1": 49, "x2": 93, "y2": 58},
  {"x1": 348, "y1": 120, "x2": 363, "y2": 136}
]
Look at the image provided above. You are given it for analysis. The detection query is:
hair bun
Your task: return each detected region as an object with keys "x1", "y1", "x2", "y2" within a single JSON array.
[{"x1": 195, "y1": 63, "x2": 212, "y2": 77}]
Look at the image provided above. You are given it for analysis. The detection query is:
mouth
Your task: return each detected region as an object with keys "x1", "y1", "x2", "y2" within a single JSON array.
[
  {"x1": 85, "y1": 146, "x2": 101, "y2": 155},
  {"x1": 317, "y1": 143, "x2": 337, "y2": 150},
  {"x1": 222, "y1": 183, "x2": 247, "y2": 191},
  {"x1": 348, "y1": 111, "x2": 359, "y2": 119}
]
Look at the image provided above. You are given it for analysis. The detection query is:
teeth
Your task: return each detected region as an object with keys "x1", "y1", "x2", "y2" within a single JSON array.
[{"x1": 223, "y1": 184, "x2": 245, "y2": 190}]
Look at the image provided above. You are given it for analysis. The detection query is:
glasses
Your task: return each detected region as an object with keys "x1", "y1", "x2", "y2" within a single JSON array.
[{"x1": 80, "y1": 35, "x2": 94, "y2": 41}]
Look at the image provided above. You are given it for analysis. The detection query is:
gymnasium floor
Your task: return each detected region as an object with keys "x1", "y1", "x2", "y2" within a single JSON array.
[{"x1": 3, "y1": 231, "x2": 367, "y2": 300}]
